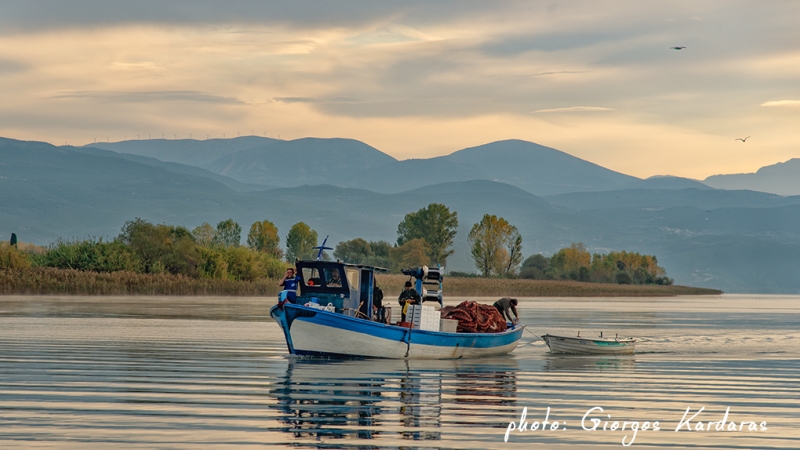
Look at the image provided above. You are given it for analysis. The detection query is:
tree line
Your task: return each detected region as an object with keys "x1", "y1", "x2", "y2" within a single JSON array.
[{"x1": 2, "y1": 202, "x2": 671, "y2": 285}]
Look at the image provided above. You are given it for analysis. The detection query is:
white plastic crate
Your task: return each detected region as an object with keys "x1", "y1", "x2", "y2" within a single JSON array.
[{"x1": 409, "y1": 305, "x2": 440, "y2": 331}]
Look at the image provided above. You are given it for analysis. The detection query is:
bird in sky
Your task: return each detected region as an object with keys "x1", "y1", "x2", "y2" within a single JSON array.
[
  {"x1": 735, "y1": 136, "x2": 750, "y2": 142},
  {"x1": 671, "y1": 46, "x2": 686, "y2": 50}
]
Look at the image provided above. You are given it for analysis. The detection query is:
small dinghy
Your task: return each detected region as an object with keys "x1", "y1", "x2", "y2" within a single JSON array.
[{"x1": 541, "y1": 332, "x2": 635, "y2": 355}]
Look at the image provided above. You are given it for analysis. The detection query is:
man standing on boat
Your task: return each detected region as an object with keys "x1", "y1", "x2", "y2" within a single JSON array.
[
  {"x1": 279, "y1": 267, "x2": 301, "y2": 304},
  {"x1": 398, "y1": 280, "x2": 421, "y2": 322},
  {"x1": 493, "y1": 297, "x2": 519, "y2": 324}
]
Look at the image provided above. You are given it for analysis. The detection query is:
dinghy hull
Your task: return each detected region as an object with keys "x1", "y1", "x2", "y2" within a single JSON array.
[{"x1": 542, "y1": 334, "x2": 635, "y2": 355}]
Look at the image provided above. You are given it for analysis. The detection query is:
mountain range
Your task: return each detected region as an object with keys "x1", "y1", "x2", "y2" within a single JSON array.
[
  {"x1": 704, "y1": 158, "x2": 800, "y2": 196},
  {"x1": 2, "y1": 136, "x2": 800, "y2": 294}
]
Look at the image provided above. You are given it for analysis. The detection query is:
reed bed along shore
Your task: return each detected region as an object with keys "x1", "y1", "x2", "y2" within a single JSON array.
[
  {"x1": 375, "y1": 274, "x2": 721, "y2": 297},
  {"x1": 0, "y1": 268, "x2": 280, "y2": 296},
  {"x1": 1, "y1": 267, "x2": 721, "y2": 297}
]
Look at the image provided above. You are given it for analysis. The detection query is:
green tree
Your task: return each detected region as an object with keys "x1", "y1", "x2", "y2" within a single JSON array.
[
  {"x1": 0, "y1": 242, "x2": 30, "y2": 269},
  {"x1": 523, "y1": 254, "x2": 550, "y2": 271},
  {"x1": 396, "y1": 203, "x2": 458, "y2": 267},
  {"x1": 119, "y1": 218, "x2": 198, "y2": 274},
  {"x1": 549, "y1": 243, "x2": 591, "y2": 277},
  {"x1": 467, "y1": 214, "x2": 522, "y2": 277},
  {"x1": 192, "y1": 223, "x2": 216, "y2": 248},
  {"x1": 364, "y1": 240, "x2": 392, "y2": 268},
  {"x1": 389, "y1": 238, "x2": 431, "y2": 272},
  {"x1": 334, "y1": 238, "x2": 372, "y2": 264},
  {"x1": 247, "y1": 220, "x2": 283, "y2": 258},
  {"x1": 285, "y1": 222, "x2": 318, "y2": 261},
  {"x1": 10, "y1": 233, "x2": 17, "y2": 247},
  {"x1": 503, "y1": 229, "x2": 523, "y2": 275},
  {"x1": 334, "y1": 238, "x2": 392, "y2": 268},
  {"x1": 519, "y1": 254, "x2": 550, "y2": 279},
  {"x1": 213, "y1": 219, "x2": 241, "y2": 248}
]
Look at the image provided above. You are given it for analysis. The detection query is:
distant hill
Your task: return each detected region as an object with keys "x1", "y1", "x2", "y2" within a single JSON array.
[
  {"x1": 444, "y1": 140, "x2": 640, "y2": 195},
  {"x1": 327, "y1": 139, "x2": 641, "y2": 195},
  {"x1": 97, "y1": 137, "x2": 641, "y2": 195},
  {"x1": 76, "y1": 146, "x2": 270, "y2": 192},
  {"x1": 204, "y1": 137, "x2": 397, "y2": 186},
  {"x1": 86, "y1": 136, "x2": 278, "y2": 167},
  {"x1": 620, "y1": 176, "x2": 712, "y2": 191},
  {"x1": 0, "y1": 137, "x2": 296, "y2": 242},
  {"x1": 545, "y1": 187, "x2": 800, "y2": 211},
  {"x1": 704, "y1": 158, "x2": 800, "y2": 196}
]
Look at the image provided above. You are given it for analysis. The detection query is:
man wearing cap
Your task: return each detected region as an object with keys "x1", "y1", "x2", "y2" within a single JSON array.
[
  {"x1": 493, "y1": 297, "x2": 519, "y2": 324},
  {"x1": 398, "y1": 280, "x2": 421, "y2": 322}
]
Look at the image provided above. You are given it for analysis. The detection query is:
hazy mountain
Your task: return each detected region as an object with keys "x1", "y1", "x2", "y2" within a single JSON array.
[
  {"x1": 620, "y1": 176, "x2": 712, "y2": 190},
  {"x1": 86, "y1": 136, "x2": 278, "y2": 167},
  {"x1": 545, "y1": 188, "x2": 800, "y2": 211},
  {"x1": 204, "y1": 137, "x2": 398, "y2": 186},
  {"x1": 4, "y1": 136, "x2": 800, "y2": 293},
  {"x1": 75, "y1": 146, "x2": 271, "y2": 192},
  {"x1": 103, "y1": 137, "x2": 641, "y2": 195},
  {"x1": 325, "y1": 139, "x2": 642, "y2": 195},
  {"x1": 0, "y1": 137, "x2": 297, "y2": 242},
  {"x1": 704, "y1": 158, "x2": 800, "y2": 196},
  {"x1": 444, "y1": 140, "x2": 640, "y2": 194}
]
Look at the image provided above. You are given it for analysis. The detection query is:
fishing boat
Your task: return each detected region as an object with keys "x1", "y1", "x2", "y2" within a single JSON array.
[
  {"x1": 270, "y1": 248, "x2": 524, "y2": 359},
  {"x1": 541, "y1": 333, "x2": 636, "y2": 355}
]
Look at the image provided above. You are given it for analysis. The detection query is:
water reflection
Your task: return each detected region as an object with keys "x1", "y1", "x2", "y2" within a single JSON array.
[
  {"x1": 544, "y1": 356, "x2": 636, "y2": 372},
  {"x1": 270, "y1": 357, "x2": 519, "y2": 443}
]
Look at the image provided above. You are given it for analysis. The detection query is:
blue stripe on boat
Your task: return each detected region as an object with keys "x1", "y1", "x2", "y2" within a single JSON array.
[{"x1": 272, "y1": 303, "x2": 523, "y2": 350}]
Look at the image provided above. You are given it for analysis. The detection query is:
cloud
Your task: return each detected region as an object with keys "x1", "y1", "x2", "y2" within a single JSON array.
[
  {"x1": 0, "y1": 1, "x2": 499, "y2": 34},
  {"x1": 0, "y1": 58, "x2": 28, "y2": 74},
  {"x1": 47, "y1": 90, "x2": 244, "y2": 104},
  {"x1": 533, "y1": 106, "x2": 615, "y2": 113},
  {"x1": 761, "y1": 100, "x2": 800, "y2": 107}
]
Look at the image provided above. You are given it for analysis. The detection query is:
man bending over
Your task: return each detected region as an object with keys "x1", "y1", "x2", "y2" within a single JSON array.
[{"x1": 493, "y1": 297, "x2": 519, "y2": 324}]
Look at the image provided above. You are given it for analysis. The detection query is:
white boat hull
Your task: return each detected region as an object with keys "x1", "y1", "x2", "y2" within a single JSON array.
[
  {"x1": 542, "y1": 334, "x2": 635, "y2": 355},
  {"x1": 271, "y1": 304, "x2": 524, "y2": 359}
]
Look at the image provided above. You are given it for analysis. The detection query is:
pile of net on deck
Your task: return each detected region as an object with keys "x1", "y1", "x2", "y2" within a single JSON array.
[{"x1": 441, "y1": 300, "x2": 507, "y2": 333}]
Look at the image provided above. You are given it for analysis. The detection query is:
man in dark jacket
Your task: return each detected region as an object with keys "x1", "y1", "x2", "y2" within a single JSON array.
[
  {"x1": 398, "y1": 280, "x2": 421, "y2": 322},
  {"x1": 373, "y1": 284, "x2": 386, "y2": 323},
  {"x1": 493, "y1": 297, "x2": 519, "y2": 323}
]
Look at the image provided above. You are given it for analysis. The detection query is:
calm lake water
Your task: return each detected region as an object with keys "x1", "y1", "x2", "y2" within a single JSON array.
[{"x1": 0, "y1": 295, "x2": 798, "y2": 449}]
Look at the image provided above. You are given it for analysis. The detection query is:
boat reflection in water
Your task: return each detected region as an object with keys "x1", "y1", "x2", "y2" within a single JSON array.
[{"x1": 270, "y1": 357, "x2": 518, "y2": 444}]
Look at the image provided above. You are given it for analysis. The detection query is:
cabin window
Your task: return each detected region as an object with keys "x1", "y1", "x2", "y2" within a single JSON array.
[
  {"x1": 345, "y1": 268, "x2": 360, "y2": 291},
  {"x1": 324, "y1": 268, "x2": 343, "y2": 287},
  {"x1": 302, "y1": 267, "x2": 322, "y2": 287}
]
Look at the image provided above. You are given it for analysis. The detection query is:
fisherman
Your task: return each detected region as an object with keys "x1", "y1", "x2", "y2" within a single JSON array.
[
  {"x1": 373, "y1": 282, "x2": 387, "y2": 324},
  {"x1": 398, "y1": 280, "x2": 421, "y2": 322},
  {"x1": 278, "y1": 267, "x2": 301, "y2": 303},
  {"x1": 493, "y1": 297, "x2": 519, "y2": 324},
  {"x1": 327, "y1": 269, "x2": 342, "y2": 287}
]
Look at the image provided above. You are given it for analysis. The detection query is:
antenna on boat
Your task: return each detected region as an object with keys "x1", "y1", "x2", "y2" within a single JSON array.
[{"x1": 313, "y1": 235, "x2": 333, "y2": 260}]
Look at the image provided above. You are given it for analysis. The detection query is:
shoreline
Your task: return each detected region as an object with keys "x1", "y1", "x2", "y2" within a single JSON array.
[{"x1": 1, "y1": 267, "x2": 722, "y2": 297}]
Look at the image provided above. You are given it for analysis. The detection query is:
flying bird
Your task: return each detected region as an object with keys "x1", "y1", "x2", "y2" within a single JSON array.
[
  {"x1": 671, "y1": 46, "x2": 686, "y2": 50},
  {"x1": 735, "y1": 136, "x2": 750, "y2": 142}
]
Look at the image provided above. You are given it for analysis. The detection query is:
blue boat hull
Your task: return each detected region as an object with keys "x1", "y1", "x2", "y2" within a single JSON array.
[{"x1": 270, "y1": 303, "x2": 524, "y2": 359}]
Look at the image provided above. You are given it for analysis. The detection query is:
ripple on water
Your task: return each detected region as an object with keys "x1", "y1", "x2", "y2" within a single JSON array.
[{"x1": 0, "y1": 295, "x2": 799, "y2": 449}]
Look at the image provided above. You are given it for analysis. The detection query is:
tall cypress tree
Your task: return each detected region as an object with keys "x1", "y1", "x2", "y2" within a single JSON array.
[{"x1": 9, "y1": 233, "x2": 17, "y2": 247}]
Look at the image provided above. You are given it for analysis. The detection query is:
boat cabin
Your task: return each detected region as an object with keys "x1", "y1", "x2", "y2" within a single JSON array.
[{"x1": 292, "y1": 260, "x2": 385, "y2": 319}]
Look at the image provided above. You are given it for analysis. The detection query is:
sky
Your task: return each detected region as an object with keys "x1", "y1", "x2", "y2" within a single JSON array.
[{"x1": 1, "y1": 1, "x2": 798, "y2": 179}]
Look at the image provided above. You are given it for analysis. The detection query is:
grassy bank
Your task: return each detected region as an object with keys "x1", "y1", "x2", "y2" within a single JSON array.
[
  {"x1": 1, "y1": 267, "x2": 721, "y2": 297},
  {"x1": 375, "y1": 274, "x2": 721, "y2": 297},
  {"x1": 0, "y1": 267, "x2": 280, "y2": 296}
]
